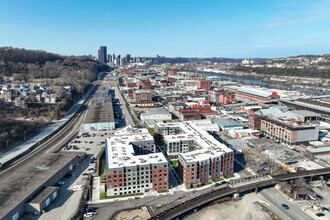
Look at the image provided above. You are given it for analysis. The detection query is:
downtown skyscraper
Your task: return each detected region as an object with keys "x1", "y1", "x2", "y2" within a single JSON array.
[{"x1": 98, "y1": 46, "x2": 107, "y2": 63}]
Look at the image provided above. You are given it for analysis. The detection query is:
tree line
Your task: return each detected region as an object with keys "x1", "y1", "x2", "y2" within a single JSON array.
[
  {"x1": 233, "y1": 65, "x2": 330, "y2": 79},
  {"x1": 0, "y1": 47, "x2": 110, "y2": 94}
]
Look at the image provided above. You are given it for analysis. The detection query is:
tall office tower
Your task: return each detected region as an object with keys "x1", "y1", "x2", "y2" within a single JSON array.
[
  {"x1": 120, "y1": 57, "x2": 125, "y2": 66},
  {"x1": 107, "y1": 54, "x2": 111, "y2": 63},
  {"x1": 125, "y1": 54, "x2": 131, "y2": 64},
  {"x1": 96, "y1": 49, "x2": 100, "y2": 60},
  {"x1": 98, "y1": 46, "x2": 107, "y2": 63},
  {"x1": 112, "y1": 53, "x2": 116, "y2": 63},
  {"x1": 137, "y1": 56, "x2": 140, "y2": 62}
]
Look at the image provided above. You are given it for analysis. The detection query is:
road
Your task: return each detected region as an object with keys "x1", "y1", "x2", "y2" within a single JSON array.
[
  {"x1": 113, "y1": 86, "x2": 135, "y2": 126},
  {"x1": 259, "y1": 188, "x2": 314, "y2": 220}
]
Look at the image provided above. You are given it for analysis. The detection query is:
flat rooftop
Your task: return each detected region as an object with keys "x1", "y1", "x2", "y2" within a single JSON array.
[
  {"x1": 29, "y1": 186, "x2": 57, "y2": 204},
  {"x1": 157, "y1": 121, "x2": 232, "y2": 153},
  {"x1": 0, "y1": 153, "x2": 78, "y2": 219},
  {"x1": 106, "y1": 127, "x2": 166, "y2": 169},
  {"x1": 179, "y1": 149, "x2": 223, "y2": 163}
]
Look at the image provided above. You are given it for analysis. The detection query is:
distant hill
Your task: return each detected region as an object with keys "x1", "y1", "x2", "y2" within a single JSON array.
[
  {"x1": 141, "y1": 56, "x2": 268, "y2": 64},
  {"x1": 0, "y1": 47, "x2": 110, "y2": 93}
]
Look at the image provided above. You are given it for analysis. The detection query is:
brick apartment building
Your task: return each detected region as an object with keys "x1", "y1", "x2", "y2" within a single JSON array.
[
  {"x1": 166, "y1": 77, "x2": 177, "y2": 84},
  {"x1": 139, "y1": 79, "x2": 152, "y2": 90},
  {"x1": 219, "y1": 93, "x2": 235, "y2": 104},
  {"x1": 134, "y1": 90, "x2": 152, "y2": 102},
  {"x1": 105, "y1": 126, "x2": 168, "y2": 196},
  {"x1": 248, "y1": 114, "x2": 266, "y2": 129},
  {"x1": 260, "y1": 117, "x2": 319, "y2": 145},
  {"x1": 196, "y1": 80, "x2": 211, "y2": 90},
  {"x1": 126, "y1": 82, "x2": 137, "y2": 87},
  {"x1": 154, "y1": 122, "x2": 234, "y2": 187}
]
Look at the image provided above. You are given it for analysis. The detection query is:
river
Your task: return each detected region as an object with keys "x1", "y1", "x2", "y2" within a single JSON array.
[{"x1": 185, "y1": 71, "x2": 330, "y2": 95}]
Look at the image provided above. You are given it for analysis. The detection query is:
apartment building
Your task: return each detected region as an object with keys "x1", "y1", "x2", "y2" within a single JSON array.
[
  {"x1": 133, "y1": 90, "x2": 152, "y2": 102},
  {"x1": 178, "y1": 150, "x2": 223, "y2": 187},
  {"x1": 154, "y1": 121, "x2": 234, "y2": 185},
  {"x1": 105, "y1": 126, "x2": 168, "y2": 196},
  {"x1": 260, "y1": 117, "x2": 319, "y2": 145},
  {"x1": 196, "y1": 80, "x2": 211, "y2": 90}
]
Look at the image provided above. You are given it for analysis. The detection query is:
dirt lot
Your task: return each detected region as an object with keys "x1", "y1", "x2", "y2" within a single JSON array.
[
  {"x1": 188, "y1": 193, "x2": 269, "y2": 220},
  {"x1": 114, "y1": 209, "x2": 151, "y2": 220}
]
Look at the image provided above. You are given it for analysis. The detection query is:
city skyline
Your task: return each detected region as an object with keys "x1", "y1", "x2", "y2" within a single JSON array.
[{"x1": 1, "y1": 0, "x2": 330, "y2": 58}]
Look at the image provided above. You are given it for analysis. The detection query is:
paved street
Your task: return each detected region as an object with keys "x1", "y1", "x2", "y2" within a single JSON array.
[
  {"x1": 113, "y1": 86, "x2": 135, "y2": 126},
  {"x1": 259, "y1": 188, "x2": 314, "y2": 220}
]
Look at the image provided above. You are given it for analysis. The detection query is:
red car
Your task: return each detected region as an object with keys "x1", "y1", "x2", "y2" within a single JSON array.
[{"x1": 316, "y1": 213, "x2": 325, "y2": 217}]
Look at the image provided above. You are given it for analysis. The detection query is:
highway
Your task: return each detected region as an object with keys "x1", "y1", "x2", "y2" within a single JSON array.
[{"x1": 260, "y1": 188, "x2": 314, "y2": 220}]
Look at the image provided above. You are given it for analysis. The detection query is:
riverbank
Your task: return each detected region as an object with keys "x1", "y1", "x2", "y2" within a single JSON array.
[{"x1": 183, "y1": 70, "x2": 330, "y2": 95}]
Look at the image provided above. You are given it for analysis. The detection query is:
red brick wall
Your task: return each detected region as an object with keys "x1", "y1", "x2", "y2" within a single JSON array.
[
  {"x1": 106, "y1": 173, "x2": 125, "y2": 189},
  {"x1": 152, "y1": 167, "x2": 169, "y2": 191}
]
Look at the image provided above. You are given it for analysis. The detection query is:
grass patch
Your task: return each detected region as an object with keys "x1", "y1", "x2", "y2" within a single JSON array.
[
  {"x1": 133, "y1": 110, "x2": 141, "y2": 120},
  {"x1": 163, "y1": 120, "x2": 173, "y2": 123},
  {"x1": 170, "y1": 160, "x2": 179, "y2": 173},
  {"x1": 158, "y1": 190, "x2": 169, "y2": 193},
  {"x1": 225, "y1": 175, "x2": 235, "y2": 179},
  {"x1": 203, "y1": 181, "x2": 212, "y2": 186},
  {"x1": 100, "y1": 151, "x2": 106, "y2": 176},
  {"x1": 148, "y1": 128, "x2": 154, "y2": 135},
  {"x1": 214, "y1": 178, "x2": 224, "y2": 183},
  {"x1": 100, "y1": 192, "x2": 143, "y2": 200}
]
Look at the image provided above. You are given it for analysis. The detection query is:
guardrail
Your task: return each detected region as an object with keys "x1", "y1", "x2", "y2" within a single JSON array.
[{"x1": 150, "y1": 167, "x2": 330, "y2": 220}]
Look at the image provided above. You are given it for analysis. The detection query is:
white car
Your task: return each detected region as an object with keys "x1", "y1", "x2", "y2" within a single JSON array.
[{"x1": 73, "y1": 185, "x2": 84, "y2": 191}]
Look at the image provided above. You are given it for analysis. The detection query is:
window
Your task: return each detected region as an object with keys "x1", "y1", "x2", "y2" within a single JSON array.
[
  {"x1": 154, "y1": 179, "x2": 157, "y2": 182},
  {"x1": 114, "y1": 175, "x2": 117, "y2": 178}
]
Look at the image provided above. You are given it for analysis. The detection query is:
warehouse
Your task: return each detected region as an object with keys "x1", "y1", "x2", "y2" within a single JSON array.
[
  {"x1": 214, "y1": 119, "x2": 244, "y2": 131},
  {"x1": 83, "y1": 88, "x2": 115, "y2": 131}
]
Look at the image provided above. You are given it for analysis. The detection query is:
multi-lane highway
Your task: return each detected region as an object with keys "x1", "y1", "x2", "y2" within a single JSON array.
[{"x1": 260, "y1": 188, "x2": 314, "y2": 220}]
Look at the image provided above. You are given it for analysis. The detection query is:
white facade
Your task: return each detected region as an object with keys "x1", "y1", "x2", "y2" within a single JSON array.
[{"x1": 83, "y1": 122, "x2": 115, "y2": 131}]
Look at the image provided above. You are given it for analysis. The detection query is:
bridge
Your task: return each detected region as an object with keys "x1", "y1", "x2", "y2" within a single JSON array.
[{"x1": 149, "y1": 167, "x2": 330, "y2": 220}]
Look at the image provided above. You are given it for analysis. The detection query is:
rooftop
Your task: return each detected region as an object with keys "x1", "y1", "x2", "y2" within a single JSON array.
[
  {"x1": 179, "y1": 149, "x2": 223, "y2": 163},
  {"x1": 106, "y1": 126, "x2": 166, "y2": 169},
  {"x1": 214, "y1": 119, "x2": 243, "y2": 127},
  {"x1": 158, "y1": 121, "x2": 232, "y2": 154},
  {"x1": 237, "y1": 86, "x2": 275, "y2": 98},
  {"x1": 0, "y1": 153, "x2": 78, "y2": 219}
]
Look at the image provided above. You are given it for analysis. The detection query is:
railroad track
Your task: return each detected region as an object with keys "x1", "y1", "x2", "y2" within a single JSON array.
[{"x1": 0, "y1": 90, "x2": 93, "y2": 179}]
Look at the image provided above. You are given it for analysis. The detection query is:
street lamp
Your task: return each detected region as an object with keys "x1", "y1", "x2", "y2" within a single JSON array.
[
  {"x1": 6, "y1": 139, "x2": 9, "y2": 150},
  {"x1": 23, "y1": 132, "x2": 27, "y2": 142}
]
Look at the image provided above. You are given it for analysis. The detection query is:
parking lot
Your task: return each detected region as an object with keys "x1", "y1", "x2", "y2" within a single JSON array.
[{"x1": 290, "y1": 181, "x2": 330, "y2": 218}]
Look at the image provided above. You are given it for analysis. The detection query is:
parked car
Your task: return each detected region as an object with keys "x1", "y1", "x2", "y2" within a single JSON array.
[
  {"x1": 309, "y1": 195, "x2": 317, "y2": 200},
  {"x1": 316, "y1": 213, "x2": 325, "y2": 217},
  {"x1": 307, "y1": 188, "x2": 315, "y2": 193},
  {"x1": 316, "y1": 194, "x2": 323, "y2": 199},
  {"x1": 281, "y1": 204, "x2": 289, "y2": 210},
  {"x1": 73, "y1": 185, "x2": 84, "y2": 191},
  {"x1": 57, "y1": 181, "x2": 65, "y2": 185}
]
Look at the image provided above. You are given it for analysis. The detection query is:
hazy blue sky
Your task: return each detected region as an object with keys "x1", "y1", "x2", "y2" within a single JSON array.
[{"x1": 1, "y1": 0, "x2": 330, "y2": 58}]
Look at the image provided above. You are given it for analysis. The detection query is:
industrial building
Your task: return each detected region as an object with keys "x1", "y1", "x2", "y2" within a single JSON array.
[
  {"x1": 83, "y1": 88, "x2": 115, "y2": 131},
  {"x1": 0, "y1": 153, "x2": 82, "y2": 220},
  {"x1": 236, "y1": 87, "x2": 280, "y2": 101},
  {"x1": 214, "y1": 119, "x2": 244, "y2": 131},
  {"x1": 105, "y1": 126, "x2": 168, "y2": 196},
  {"x1": 140, "y1": 107, "x2": 172, "y2": 121}
]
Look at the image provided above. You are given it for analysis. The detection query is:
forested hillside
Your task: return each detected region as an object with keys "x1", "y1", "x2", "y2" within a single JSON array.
[{"x1": 0, "y1": 47, "x2": 110, "y2": 93}]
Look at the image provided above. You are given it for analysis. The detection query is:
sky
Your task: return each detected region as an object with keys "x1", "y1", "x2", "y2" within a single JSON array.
[{"x1": 1, "y1": 0, "x2": 330, "y2": 58}]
